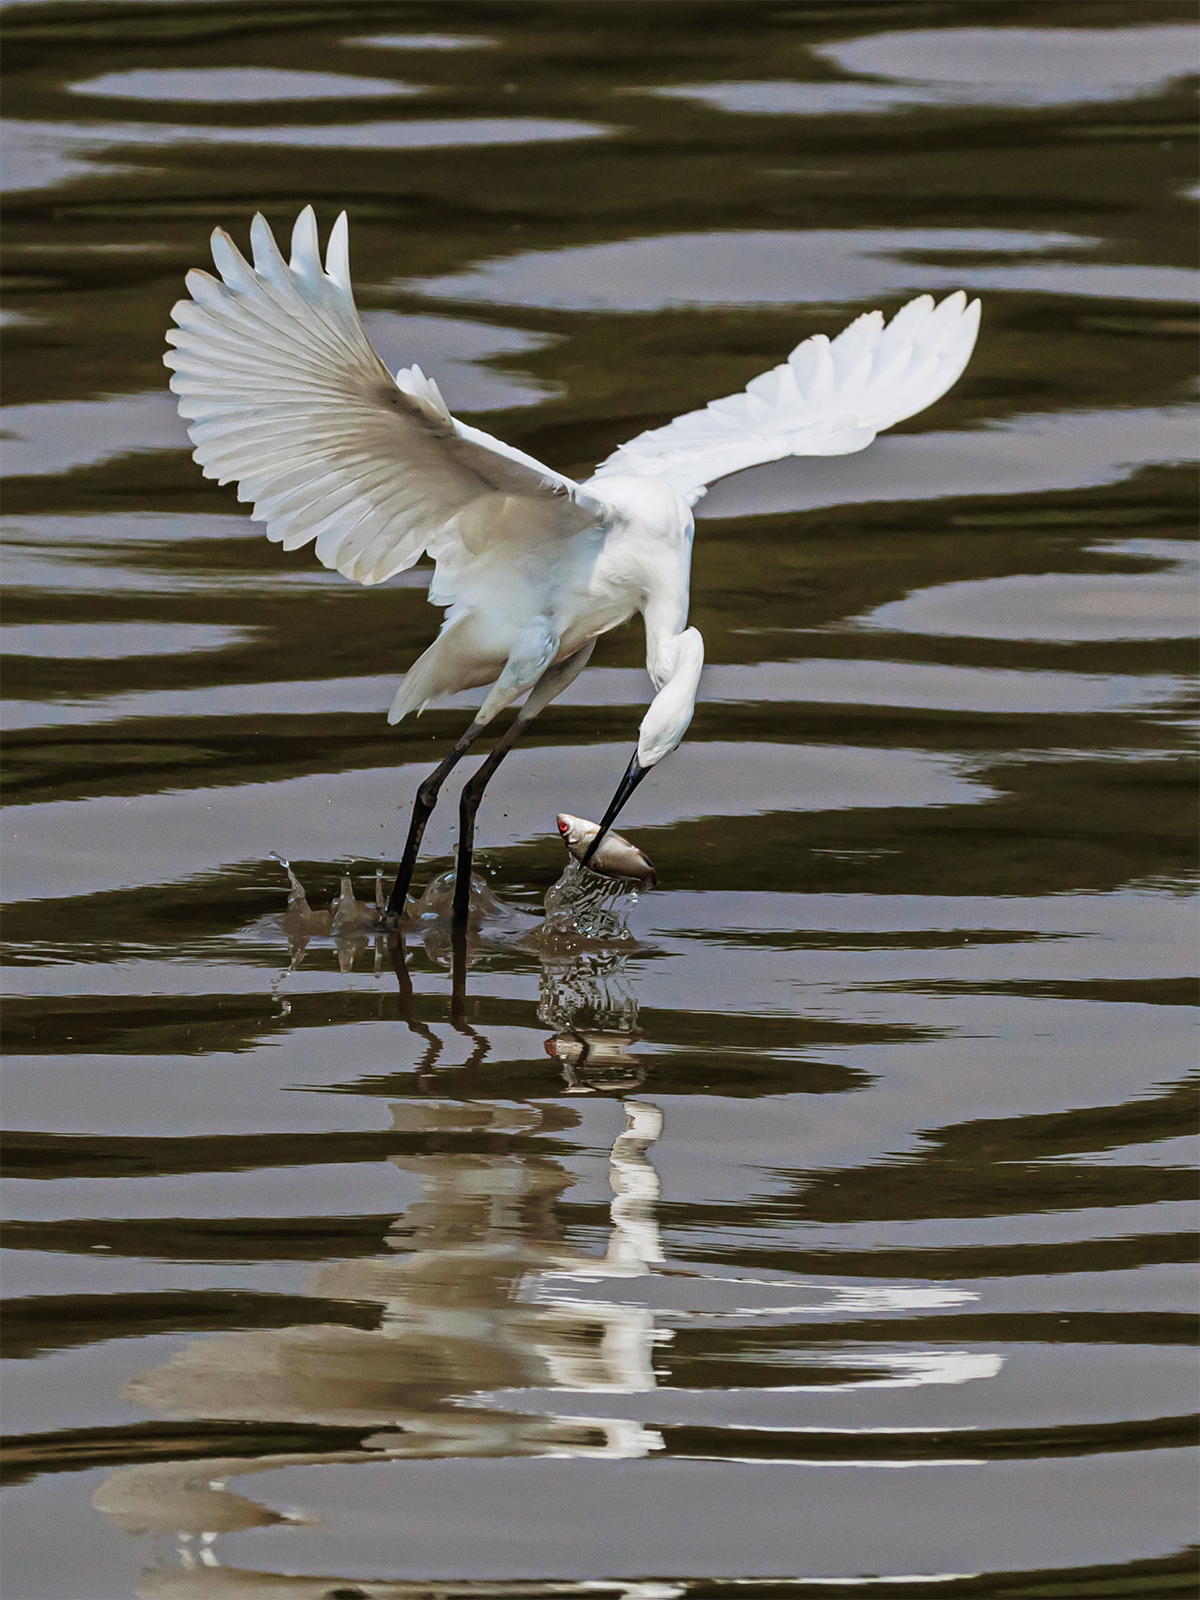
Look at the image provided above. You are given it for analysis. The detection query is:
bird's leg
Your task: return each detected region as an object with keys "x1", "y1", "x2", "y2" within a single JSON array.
[
  {"x1": 449, "y1": 915, "x2": 470, "y2": 1027},
  {"x1": 387, "y1": 929, "x2": 416, "y2": 1016},
  {"x1": 452, "y1": 710, "x2": 529, "y2": 924},
  {"x1": 452, "y1": 640, "x2": 596, "y2": 926},
  {"x1": 386, "y1": 718, "x2": 488, "y2": 921}
]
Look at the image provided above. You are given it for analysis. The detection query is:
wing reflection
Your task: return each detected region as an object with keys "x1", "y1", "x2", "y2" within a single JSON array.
[{"x1": 92, "y1": 1092, "x2": 668, "y2": 1560}]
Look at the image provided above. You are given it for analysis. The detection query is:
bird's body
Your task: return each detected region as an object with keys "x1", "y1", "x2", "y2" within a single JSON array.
[
  {"x1": 165, "y1": 208, "x2": 980, "y2": 920},
  {"x1": 391, "y1": 474, "x2": 690, "y2": 719}
]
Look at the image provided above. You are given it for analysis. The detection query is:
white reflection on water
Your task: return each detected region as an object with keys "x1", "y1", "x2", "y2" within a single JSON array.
[
  {"x1": 699, "y1": 406, "x2": 1200, "y2": 520},
  {"x1": 3, "y1": 659, "x2": 1187, "y2": 735},
  {"x1": 348, "y1": 33, "x2": 497, "y2": 51},
  {"x1": 69, "y1": 68, "x2": 419, "y2": 102},
  {"x1": 1, "y1": 118, "x2": 608, "y2": 194},
  {"x1": 528, "y1": 1273, "x2": 978, "y2": 1328},
  {"x1": 655, "y1": 25, "x2": 1199, "y2": 116},
  {"x1": 863, "y1": 541, "x2": 1200, "y2": 642},
  {"x1": 461, "y1": 1340, "x2": 1193, "y2": 1438},
  {"x1": 409, "y1": 228, "x2": 1197, "y2": 310},
  {"x1": 818, "y1": 1349, "x2": 1002, "y2": 1389},
  {"x1": 0, "y1": 622, "x2": 257, "y2": 659},
  {"x1": 86, "y1": 1089, "x2": 1002, "y2": 1557},
  {"x1": 817, "y1": 26, "x2": 1199, "y2": 109},
  {"x1": 89, "y1": 1095, "x2": 672, "y2": 1541}
]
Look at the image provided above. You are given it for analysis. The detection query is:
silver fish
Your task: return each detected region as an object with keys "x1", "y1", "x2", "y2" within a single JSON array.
[{"x1": 556, "y1": 813, "x2": 656, "y2": 885}]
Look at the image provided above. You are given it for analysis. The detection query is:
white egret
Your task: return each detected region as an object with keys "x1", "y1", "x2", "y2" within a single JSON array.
[{"x1": 165, "y1": 207, "x2": 980, "y2": 923}]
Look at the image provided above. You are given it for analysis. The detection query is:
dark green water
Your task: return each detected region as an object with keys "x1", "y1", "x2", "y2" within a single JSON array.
[{"x1": 2, "y1": 4, "x2": 1197, "y2": 1597}]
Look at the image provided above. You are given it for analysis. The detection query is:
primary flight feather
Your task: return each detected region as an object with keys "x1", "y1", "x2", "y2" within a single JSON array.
[{"x1": 165, "y1": 207, "x2": 980, "y2": 921}]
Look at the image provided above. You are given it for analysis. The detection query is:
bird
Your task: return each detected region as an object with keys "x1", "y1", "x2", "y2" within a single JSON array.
[{"x1": 165, "y1": 207, "x2": 980, "y2": 926}]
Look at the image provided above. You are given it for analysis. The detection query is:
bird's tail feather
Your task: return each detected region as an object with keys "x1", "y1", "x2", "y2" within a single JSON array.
[{"x1": 388, "y1": 613, "x2": 491, "y2": 724}]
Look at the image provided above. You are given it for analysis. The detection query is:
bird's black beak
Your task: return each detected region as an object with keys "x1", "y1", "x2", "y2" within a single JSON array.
[{"x1": 580, "y1": 751, "x2": 648, "y2": 867}]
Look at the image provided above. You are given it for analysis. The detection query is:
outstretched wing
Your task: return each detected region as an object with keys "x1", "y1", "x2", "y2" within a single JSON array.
[
  {"x1": 165, "y1": 207, "x2": 601, "y2": 587},
  {"x1": 589, "y1": 292, "x2": 981, "y2": 505}
]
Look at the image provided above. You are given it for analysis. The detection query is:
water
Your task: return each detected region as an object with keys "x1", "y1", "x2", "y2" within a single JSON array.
[{"x1": 2, "y1": 3, "x2": 1197, "y2": 1596}]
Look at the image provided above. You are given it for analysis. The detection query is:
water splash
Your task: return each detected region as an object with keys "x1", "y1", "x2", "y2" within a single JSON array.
[
  {"x1": 541, "y1": 857, "x2": 644, "y2": 943},
  {"x1": 265, "y1": 851, "x2": 648, "y2": 1049},
  {"x1": 534, "y1": 861, "x2": 644, "y2": 1036}
]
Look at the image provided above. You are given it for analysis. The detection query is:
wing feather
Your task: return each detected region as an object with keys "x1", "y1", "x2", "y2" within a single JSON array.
[
  {"x1": 589, "y1": 292, "x2": 980, "y2": 503},
  {"x1": 165, "y1": 206, "x2": 600, "y2": 588}
]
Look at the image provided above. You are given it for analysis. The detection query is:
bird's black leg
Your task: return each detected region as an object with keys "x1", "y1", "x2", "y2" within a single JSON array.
[
  {"x1": 451, "y1": 641, "x2": 597, "y2": 927},
  {"x1": 386, "y1": 719, "x2": 486, "y2": 922},
  {"x1": 449, "y1": 914, "x2": 470, "y2": 1026},
  {"x1": 452, "y1": 712, "x2": 528, "y2": 924}
]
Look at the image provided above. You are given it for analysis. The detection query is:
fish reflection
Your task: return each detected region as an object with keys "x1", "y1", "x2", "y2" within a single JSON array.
[
  {"x1": 92, "y1": 1093, "x2": 669, "y2": 1575},
  {"x1": 546, "y1": 1026, "x2": 645, "y2": 1095}
]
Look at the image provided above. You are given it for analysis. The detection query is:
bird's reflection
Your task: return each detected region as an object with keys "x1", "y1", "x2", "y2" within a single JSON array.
[
  {"x1": 271, "y1": 855, "x2": 642, "y2": 972},
  {"x1": 103, "y1": 857, "x2": 659, "y2": 1587},
  {"x1": 92, "y1": 1088, "x2": 670, "y2": 1592},
  {"x1": 271, "y1": 854, "x2": 648, "y2": 1080}
]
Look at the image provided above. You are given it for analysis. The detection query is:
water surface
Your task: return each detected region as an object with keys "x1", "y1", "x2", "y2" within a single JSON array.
[{"x1": 2, "y1": 3, "x2": 1197, "y2": 1597}]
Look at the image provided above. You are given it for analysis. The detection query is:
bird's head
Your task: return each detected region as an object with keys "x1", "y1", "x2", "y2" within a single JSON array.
[{"x1": 581, "y1": 626, "x2": 704, "y2": 868}]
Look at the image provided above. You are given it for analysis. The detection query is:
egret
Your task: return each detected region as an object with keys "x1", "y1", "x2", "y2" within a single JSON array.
[{"x1": 165, "y1": 207, "x2": 980, "y2": 924}]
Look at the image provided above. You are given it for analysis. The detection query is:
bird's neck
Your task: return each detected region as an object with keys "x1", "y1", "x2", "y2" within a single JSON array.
[
  {"x1": 642, "y1": 570, "x2": 691, "y2": 689},
  {"x1": 611, "y1": 509, "x2": 693, "y2": 687},
  {"x1": 585, "y1": 475, "x2": 696, "y2": 679}
]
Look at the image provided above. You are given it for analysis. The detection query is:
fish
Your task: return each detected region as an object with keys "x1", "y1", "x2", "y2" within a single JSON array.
[{"x1": 556, "y1": 813, "x2": 656, "y2": 885}]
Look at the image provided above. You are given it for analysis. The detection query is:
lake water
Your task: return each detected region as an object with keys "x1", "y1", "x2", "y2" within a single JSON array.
[{"x1": 2, "y1": 4, "x2": 1197, "y2": 1597}]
